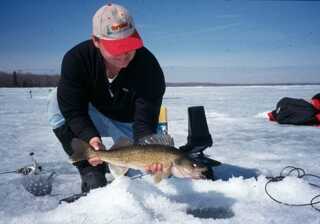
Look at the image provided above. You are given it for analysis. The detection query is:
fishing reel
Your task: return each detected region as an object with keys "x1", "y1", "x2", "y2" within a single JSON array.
[{"x1": 17, "y1": 152, "x2": 42, "y2": 175}]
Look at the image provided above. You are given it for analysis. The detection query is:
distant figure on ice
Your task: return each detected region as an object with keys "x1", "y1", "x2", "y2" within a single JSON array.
[
  {"x1": 47, "y1": 3, "x2": 166, "y2": 194},
  {"x1": 267, "y1": 93, "x2": 320, "y2": 126},
  {"x1": 29, "y1": 90, "x2": 32, "y2": 99}
]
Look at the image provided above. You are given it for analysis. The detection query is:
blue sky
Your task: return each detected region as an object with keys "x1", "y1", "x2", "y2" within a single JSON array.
[{"x1": 0, "y1": 0, "x2": 319, "y2": 83}]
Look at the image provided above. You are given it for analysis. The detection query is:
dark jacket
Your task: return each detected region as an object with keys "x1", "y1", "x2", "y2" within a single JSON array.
[
  {"x1": 268, "y1": 97, "x2": 320, "y2": 125},
  {"x1": 57, "y1": 40, "x2": 165, "y2": 143}
]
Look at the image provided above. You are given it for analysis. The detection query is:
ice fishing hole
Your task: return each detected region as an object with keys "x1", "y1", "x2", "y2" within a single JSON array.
[{"x1": 186, "y1": 207, "x2": 234, "y2": 219}]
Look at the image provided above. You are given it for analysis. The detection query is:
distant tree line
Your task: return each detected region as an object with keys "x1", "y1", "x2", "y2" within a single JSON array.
[
  {"x1": 0, "y1": 71, "x2": 60, "y2": 87},
  {"x1": 1, "y1": 70, "x2": 319, "y2": 88}
]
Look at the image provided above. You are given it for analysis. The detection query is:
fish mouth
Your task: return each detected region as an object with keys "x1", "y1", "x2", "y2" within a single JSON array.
[
  {"x1": 186, "y1": 166, "x2": 208, "y2": 179},
  {"x1": 172, "y1": 166, "x2": 207, "y2": 180},
  {"x1": 189, "y1": 171, "x2": 206, "y2": 180}
]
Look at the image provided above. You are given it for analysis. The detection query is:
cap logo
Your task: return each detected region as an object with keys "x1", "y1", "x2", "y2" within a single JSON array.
[
  {"x1": 106, "y1": 22, "x2": 133, "y2": 36},
  {"x1": 111, "y1": 22, "x2": 129, "y2": 31}
]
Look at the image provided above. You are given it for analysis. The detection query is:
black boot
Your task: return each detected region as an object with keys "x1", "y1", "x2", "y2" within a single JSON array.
[
  {"x1": 75, "y1": 161, "x2": 108, "y2": 193},
  {"x1": 53, "y1": 124, "x2": 108, "y2": 203},
  {"x1": 59, "y1": 162, "x2": 108, "y2": 204},
  {"x1": 53, "y1": 124, "x2": 109, "y2": 192},
  {"x1": 179, "y1": 106, "x2": 213, "y2": 153}
]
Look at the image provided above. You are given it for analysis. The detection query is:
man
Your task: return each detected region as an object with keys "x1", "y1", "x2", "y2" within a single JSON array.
[{"x1": 48, "y1": 3, "x2": 165, "y2": 193}]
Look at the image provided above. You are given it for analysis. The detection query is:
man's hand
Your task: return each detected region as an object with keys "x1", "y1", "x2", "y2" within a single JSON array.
[
  {"x1": 144, "y1": 163, "x2": 163, "y2": 174},
  {"x1": 88, "y1": 137, "x2": 105, "y2": 166}
]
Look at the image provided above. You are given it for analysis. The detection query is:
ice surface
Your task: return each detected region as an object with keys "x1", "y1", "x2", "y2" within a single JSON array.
[{"x1": 0, "y1": 86, "x2": 319, "y2": 223}]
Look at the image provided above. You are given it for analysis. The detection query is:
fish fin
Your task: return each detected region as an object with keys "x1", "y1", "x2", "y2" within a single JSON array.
[
  {"x1": 153, "y1": 173, "x2": 163, "y2": 183},
  {"x1": 138, "y1": 134, "x2": 174, "y2": 146},
  {"x1": 70, "y1": 138, "x2": 95, "y2": 163},
  {"x1": 162, "y1": 166, "x2": 173, "y2": 179},
  {"x1": 110, "y1": 137, "x2": 133, "y2": 149},
  {"x1": 153, "y1": 165, "x2": 172, "y2": 184},
  {"x1": 108, "y1": 164, "x2": 129, "y2": 177}
]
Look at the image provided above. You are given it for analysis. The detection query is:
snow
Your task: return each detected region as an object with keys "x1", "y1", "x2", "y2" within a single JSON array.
[{"x1": 0, "y1": 86, "x2": 319, "y2": 224}]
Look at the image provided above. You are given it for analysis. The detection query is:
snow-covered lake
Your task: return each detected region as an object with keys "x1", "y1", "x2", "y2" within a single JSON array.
[{"x1": 0, "y1": 86, "x2": 319, "y2": 224}]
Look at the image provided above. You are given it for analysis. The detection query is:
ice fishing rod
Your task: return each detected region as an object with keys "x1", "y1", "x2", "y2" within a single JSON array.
[
  {"x1": 130, "y1": 173, "x2": 150, "y2": 180},
  {"x1": 0, "y1": 152, "x2": 56, "y2": 196},
  {"x1": 265, "y1": 166, "x2": 320, "y2": 212},
  {"x1": 0, "y1": 152, "x2": 42, "y2": 176}
]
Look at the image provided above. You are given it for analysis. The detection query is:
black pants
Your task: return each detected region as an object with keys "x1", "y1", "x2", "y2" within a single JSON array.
[{"x1": 53, "y1": 124, "x2": 108, "y2": 193}]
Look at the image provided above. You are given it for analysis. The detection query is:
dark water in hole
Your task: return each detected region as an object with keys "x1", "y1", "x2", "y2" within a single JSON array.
[{"x1": 187, "y1": 207, "x2": 234, "y2": 219}]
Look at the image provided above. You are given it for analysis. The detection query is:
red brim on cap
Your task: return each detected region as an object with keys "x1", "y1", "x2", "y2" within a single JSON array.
[{"x1": 100, "y1": 31, "x2": 143, "y2": 56}]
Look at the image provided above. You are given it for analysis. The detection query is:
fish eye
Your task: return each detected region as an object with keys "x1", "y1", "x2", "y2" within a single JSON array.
[{"x1": 192, "y1": 163, "x2": 198, "y2": 168}]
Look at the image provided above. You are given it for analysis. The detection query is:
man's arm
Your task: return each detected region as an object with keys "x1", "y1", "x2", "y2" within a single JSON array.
[
  {"x1": 132, "y1": 49, "x2": 166, "y2": 173},
  {"x1": 133, "y1": 97, "x2": 163, "y2": 142},
  {"x1": 131, "y1": 48, "x2": 166, "y2": 142},
  {"x1": 58, "y1": 52, "x2": 106, "y2": 166},
  {"x1": 58, "y1": 51, "x2": 100, "y2": 143}
]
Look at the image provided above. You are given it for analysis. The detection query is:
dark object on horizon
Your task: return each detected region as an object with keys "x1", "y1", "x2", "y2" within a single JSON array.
[
  {"x1": 268, "y1": 96, "x2": 320, "y2": 126},
  {"x1": 13, "y1": 71, "x2": 18, "y2": 86}
]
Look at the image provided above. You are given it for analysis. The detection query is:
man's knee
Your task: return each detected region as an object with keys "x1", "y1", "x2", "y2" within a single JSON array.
[{"x1": 53, "y1": 124, "x2": 75, "y2": 156}]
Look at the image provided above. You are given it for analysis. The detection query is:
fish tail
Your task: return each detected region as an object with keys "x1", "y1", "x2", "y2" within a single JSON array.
[{"x1": 70, "y1": 138, "x2": 96, "y2": 163}]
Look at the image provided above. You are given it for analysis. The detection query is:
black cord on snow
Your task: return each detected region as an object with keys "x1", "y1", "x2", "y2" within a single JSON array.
[{"x1": 265, "y1": 166, "x2": 320, "y2": 212}]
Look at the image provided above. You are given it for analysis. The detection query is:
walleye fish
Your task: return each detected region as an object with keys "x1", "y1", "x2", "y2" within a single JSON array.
[{"x1": 70, "y1": 135, "x2": 209, "y2": 183}]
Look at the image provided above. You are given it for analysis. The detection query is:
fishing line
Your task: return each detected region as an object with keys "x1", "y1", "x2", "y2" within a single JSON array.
[
  {"x1": 130, "y1": 173, "x2": 150, "y2": 180},
  {"x1": 0, "y1": 165, "x2": 40, "y2": 176},
  {"x1": 265, "y1": 166, "x2": 320, "y2": 212},
  {"x1": 0, "y1": 170, "x2": 18, "y2": 175}
]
